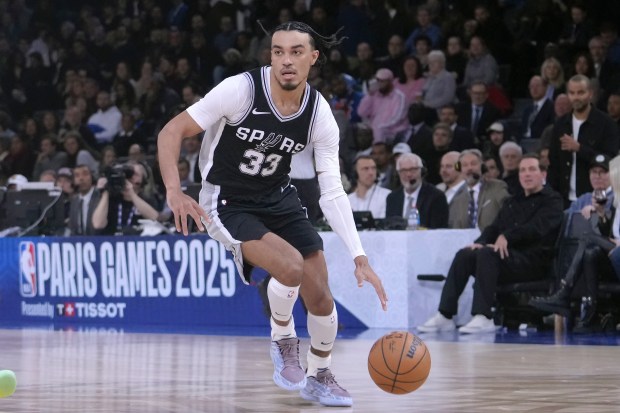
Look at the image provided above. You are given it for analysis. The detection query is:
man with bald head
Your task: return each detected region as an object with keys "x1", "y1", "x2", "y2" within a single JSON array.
[
  {"x1": 436, "y1": 151, "x2": 465, "y2": 204},
  {"x1": 547, "y1": 75, "x2": 619, "y2": 206},
  {"x1": 449, "y1": 149, "x2": 509, "y2": 230}
]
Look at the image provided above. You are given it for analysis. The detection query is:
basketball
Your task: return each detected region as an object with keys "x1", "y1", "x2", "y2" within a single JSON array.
[{"x1": 367, "y1": 331, "x2": 431, "y2": 394}]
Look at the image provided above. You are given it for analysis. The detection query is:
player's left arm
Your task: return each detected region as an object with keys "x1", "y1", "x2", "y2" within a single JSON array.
[{"x1": 312, "y1": 97, "x2": 387, "y2": 310}]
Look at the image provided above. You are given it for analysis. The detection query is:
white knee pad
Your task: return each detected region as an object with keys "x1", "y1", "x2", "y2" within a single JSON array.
[{"x1": 307, "y1": 305, "x2": 338, "y2": 352}]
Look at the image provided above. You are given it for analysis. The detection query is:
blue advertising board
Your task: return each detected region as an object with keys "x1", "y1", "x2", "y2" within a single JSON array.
[{"x1": 0, "y1": 235, "x2": 365, "y2": 330}]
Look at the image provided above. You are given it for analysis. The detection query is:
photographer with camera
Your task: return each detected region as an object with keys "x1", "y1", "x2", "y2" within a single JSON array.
[{"x1": 92, "y1": 162, "x2": 158, "y2": 235}]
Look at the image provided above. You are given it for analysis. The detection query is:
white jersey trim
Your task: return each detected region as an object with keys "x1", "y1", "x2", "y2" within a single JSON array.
[{"x1": 261, "y1": 66, "x2": 310, "y2": 122}]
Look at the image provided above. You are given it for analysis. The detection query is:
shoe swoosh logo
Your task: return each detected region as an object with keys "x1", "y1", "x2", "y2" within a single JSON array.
[
  {"x1": 252, "y1": 108, "x2": 271, "y2": 115},
  {"x1": 320, "y1": 341, "x2": 332, "y2": 345}
]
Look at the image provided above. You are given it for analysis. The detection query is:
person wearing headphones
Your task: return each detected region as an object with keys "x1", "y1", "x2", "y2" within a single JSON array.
[
  {"x1": 385, "y1": 153, "x2": 448, "y2": 228},
  {"x1": 68, "y1": 164, "x2": 101, "y2": 236},
  {"x1": 448, "y1": 149, "x2": 509, "y2": 230},
  {"x1": 92, "y1": 162, "x2": 159, "y2": 235},
  {"x1": 348, "y1": 155, "x2": 391, "y2": 219}
]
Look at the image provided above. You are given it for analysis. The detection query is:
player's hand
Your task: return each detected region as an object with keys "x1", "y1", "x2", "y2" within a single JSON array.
[
  {"x1": 490, "y1": 234, "x2": 509, "y2": 259},
  {"x1": 354, "y1": 256, "x2": 388, "y2": 311},
  {"x1": 468, "y1": 243, "x2": 484, "y2": 250},
  {"x1": 167, "y1": 188, "x2": 210, "y2": 235}
]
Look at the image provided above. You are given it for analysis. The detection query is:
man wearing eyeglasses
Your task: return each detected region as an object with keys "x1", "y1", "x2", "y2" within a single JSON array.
[{"x1": 385, "y1": 152, "x2": 448, "y2": 228}]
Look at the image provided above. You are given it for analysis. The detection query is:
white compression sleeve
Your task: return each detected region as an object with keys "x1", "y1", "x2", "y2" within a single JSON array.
[{"x1": 318, "y1": 171, "x2": 365, "y2": 259}]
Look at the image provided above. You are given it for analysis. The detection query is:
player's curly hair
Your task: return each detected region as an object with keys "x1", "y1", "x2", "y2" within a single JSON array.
[{"x1": 258, "y1": 20, "x2": 345, "y2": 66}]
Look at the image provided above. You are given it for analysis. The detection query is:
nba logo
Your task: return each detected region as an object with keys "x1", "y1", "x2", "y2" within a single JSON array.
[{"x1": 19, "y1": 241, "x2": 37, "y2": 297}]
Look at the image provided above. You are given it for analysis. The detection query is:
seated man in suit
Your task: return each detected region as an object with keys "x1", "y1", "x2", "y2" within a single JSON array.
[
  {"x1": 449, "y1": 149, "x2": 509, "y2": 230},
  {"x1": 418, "y1": 154, "x2": 564, "y2": 333},
  {"x1": 385, "y1": 153, "x2": 449, "y2": 229},
  {"x1": 69, "y1": 164, "x2": 101, "y2": 236},
  {"x1": 436, "y1": 151, "x2": 465, "y2": 205},
  {"x1": 456, "y1": 81, "x2": 501, "y2": 146}
]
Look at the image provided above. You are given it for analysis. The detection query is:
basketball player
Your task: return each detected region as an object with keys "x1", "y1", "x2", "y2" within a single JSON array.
[{"x1": 157, "y1": 22, "x2": 388, "y2": 407}]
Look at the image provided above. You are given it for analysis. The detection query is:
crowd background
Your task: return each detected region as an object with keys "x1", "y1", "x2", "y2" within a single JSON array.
[{"x1": 1, "y1": 0, "x2": 620, "y2": 228}]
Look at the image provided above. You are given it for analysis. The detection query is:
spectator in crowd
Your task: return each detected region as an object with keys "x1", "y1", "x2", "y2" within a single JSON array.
[
  {"x1": 445, "y1": 35, "x2": 467, "y2": 85},
  {"x1": 38, "y1": 169, "x2": 56, "y2": 183},
  {"x1": 357, "y1": 68, "x2": 409, "y2": 144},
  {"x1": 394, "y1": 103, "x2": 432, "y2": 156},
  {"x1": 530, "y1": 154, "x2": 620, "y2": 333},
  {"x1": 521, "y1": 75, "x2": 555, "y2": 141},
  {"x1": 565, "y1": 154, "x2": 613, "y2": 215},
  {"x1": 449, "y1": 149, "x2": 509, "y2": 230},
  {"x1": 404, "y1": 5, "x2": 442, "y2": 52},
  {"x1": 547, "y1": 75, "x2": 620, "y2": 207},
  {"x1": 69, "y1": 164, "x2": 100, "y2": 236},
  {"x1": 370, "y1": 142, "x2": 394, "y2": 190},
  {"x1": 418, "y1": 154, "x2": 563, "y2": 333},
  {"x1": 177, "y1": 158, "x2": 192, "y2": 187},
  {"x1": 539, "y1": 93, "x2": 572, "y2": 149},
  {"x1": 607, "y1": 92, "x2": 620, "y2": 127},
  {"x1": 588, "y1": 36, "x2": 620, "y2": 101},
  {"x1": 600, "y1": 22, "x2": 620, "y2": 65},
  {"x1": 393, "y1": 56, "x2": 425, "y2": 107},
  {"x1": 541, "y1": 57, "x2": 566, "y2": 100},
  {"x1": 421, "y1": 51, "x2": 456, "y2": 112},
  {"x1": 350, "y1": 42, "x2": 376, "y2": 91},
  {"x1": 456, "y1": 81, "x2": 501, "y2": 146},
  {"x1": 418, "y1": 122, "x2": 458, "y2": 185},
  {"x1": 92, "y1": 162, "x2": 159, "y2": 235},
  {"x1": 436, "y1": 151, "x2": 465, "y2": 205},
  {"x1": 56, "y1": 167, "x2": 75, "y2": 221},
  {"x1": 462, "y1": 36, "x2": 499, "y2": 89},
  {"x1": 375, "y1": 35, "x2": 406, "y2": 80},
  {"x1": 558, "y1": 3, "x2": 595, "y2": 55},
  {"x1": 181, "y1": 84, "x2": 202, "y2": 107},
  {"x1": 1, "y1": 135, "x2": 36, "y2": 179},
  {"x1": 99, "y1": 145, "x2": 117, "y2": 177},
  {"x1": 499, "y1": 141, "x2": 523, "y2": 196},
  {"x1": 181, "y1": 134, "x2": 201, "y2": 183},
  {"x1": 87, "y1": 91, "x2": 123, "y2": 146},
  {"x1": 386, "y1": 153, "x2": 448, "y2": 229},
  {"x1": 483, "y1": 155, "x2": 501, "y2": 180},
  {"x1": 112, "y1": 112, "x2": 148, "y2": 157},
  {"x1": 438, "y1": 104, "x2": 475, "y2": 151},
  {"x1": 348, "y1": 155, "x2": 391, "y2": 219},
  {"x1": 412, "y1": 35, "x2": 431, "y2": 70},
  {"x1": 328, "y1": 73, "x2": 363, "y2": 124},
  {"x1": 58, "y1": 105, "x2": 99, "y2": 155},
  {"x1": 32, "y1": 135, "x2": 68, "y2": 181},
  {"x1": 482, "y1": 122, "x2": 507, "y2": 167},
  {"x1": 63, "y1": 131, "x2": 99, "y2": 173}
]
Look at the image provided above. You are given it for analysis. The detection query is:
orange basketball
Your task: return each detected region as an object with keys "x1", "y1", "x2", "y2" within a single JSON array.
[{"x1": 367, "y1": 331, "x2": 431, "y2": 394}]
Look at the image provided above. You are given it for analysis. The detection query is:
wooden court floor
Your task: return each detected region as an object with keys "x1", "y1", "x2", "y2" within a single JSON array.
[{"x1": 0, "y1": 328, "x2": 619, "y2": 412}]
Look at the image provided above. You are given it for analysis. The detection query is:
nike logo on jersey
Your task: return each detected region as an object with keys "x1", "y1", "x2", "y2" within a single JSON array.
[{"x1": 252, "y1": 108, "x2": 271, "y2": 115}]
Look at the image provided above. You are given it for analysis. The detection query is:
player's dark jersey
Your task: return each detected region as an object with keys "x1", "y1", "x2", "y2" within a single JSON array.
[{"x1": 204, "y1": 67, "x2": 320, "y2": 198}]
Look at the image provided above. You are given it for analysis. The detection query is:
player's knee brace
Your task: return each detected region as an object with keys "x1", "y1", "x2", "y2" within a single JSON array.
[
  {"x1": 308, "y1": 305, "x2": 338, "y2": 352},
  {"x1": 267, "y1": 277, "x2": 300, "y2": 322}
]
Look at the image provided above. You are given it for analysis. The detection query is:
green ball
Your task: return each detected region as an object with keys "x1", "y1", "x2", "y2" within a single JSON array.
[{"x1": 0, "y1": 370, "x2": 17, "y2": 398}]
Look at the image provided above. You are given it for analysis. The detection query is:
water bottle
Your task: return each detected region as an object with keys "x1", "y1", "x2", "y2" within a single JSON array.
[{"x1": 407, "y1": 202, "x2": 420, "y2": 230}]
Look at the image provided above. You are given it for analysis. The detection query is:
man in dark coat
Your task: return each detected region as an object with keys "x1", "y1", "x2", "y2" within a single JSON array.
[
  {"x1": 418, "y1": 154, "x2": 563, "y2": 334},
  {"x1": 547, "y1": 75, "x2": 619, "y2": 207}
]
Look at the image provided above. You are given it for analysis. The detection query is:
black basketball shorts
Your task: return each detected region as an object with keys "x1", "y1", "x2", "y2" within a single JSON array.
[{"x1": 200, "y1": 182, "x2": 323, "y2": 283}]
